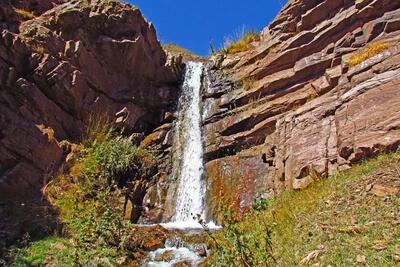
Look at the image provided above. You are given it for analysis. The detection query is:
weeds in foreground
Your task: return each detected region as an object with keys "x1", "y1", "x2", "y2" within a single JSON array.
[
  {"x1": 7, "y1": 117, "x2": 154, "y2": 266},
  {"x1": 346, "y1": 42, "x2": 389, "y2": 67},
  {"x1": 205, "y1": 200, "x2": 276, "y2": 267},
  {"x1": 209, "y1": 152, "x2": 400, "y2": 266}
]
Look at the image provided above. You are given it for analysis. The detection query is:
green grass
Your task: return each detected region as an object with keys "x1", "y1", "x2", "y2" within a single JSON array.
[
  {"x1": 208, "y1": 152, "x2": 400, "y2": 266},
  {"x1": 7, "y1": 117, "x2": 155, "y2": 266},
  {"x1": 9, "y1": 237, "x2": 75, "y2": 267}
]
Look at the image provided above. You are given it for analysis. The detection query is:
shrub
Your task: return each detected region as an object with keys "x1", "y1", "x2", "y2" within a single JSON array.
[
  {"x1": 224, "y1": 30, "x2": 260, "y2": 55},
  {"x1": 346, "y1": 42, "x2": 389, "y2": 67},
  {"x1": 14, "y1": 8, "x2": 36, "y2": 21},
  {"x1": 46, "y1": 121, "x2": 153, "y2": 264},
  {"x1": 252, "y1": 197, "x2": 271, "y2": 212},
  {"x1": 6, "y1": 118, "x2": 155, "y2": 266}
]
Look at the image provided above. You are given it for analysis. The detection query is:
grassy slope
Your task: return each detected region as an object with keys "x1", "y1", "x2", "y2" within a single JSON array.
[
  {"x1": 162, "y1": 43, "x2": 206, "y2": 61},
  {"x1": 209, "y1": 152, "x2": 400, "y2": 266}
]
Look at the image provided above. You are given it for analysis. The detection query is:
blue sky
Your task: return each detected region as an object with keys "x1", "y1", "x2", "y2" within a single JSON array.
[{"x1": 128, "y1": 0, "x2": 285, "y2": 56}]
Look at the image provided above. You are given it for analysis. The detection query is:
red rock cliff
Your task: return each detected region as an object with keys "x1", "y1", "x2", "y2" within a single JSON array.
[
  {"x1": 203, "y1": 0, "x2": 400, "y2": 219},
  {"x1": 0, "y1": 0, "x2": 182, "y2": 199}
]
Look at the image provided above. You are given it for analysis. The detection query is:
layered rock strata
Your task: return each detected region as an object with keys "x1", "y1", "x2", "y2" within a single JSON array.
[
  {"x1": 0, "y1": 0, "x2": 182, "y2": 199},
  {"x1": 202, "y1": 0, "x2": 400, "y2": 219},
  {"x1": 0, "y1": 0, "x2": 182, "y2": 250}
]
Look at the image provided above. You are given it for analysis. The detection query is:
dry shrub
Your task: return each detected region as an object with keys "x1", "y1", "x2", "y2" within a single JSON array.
[
  {"x1": 224, "y1": 30, "x2": 260, "y2": 54},
  {"x1": 14, "y1": 8, "x2": 36, "y2": 21},
  {"x1": 346, "y1": 42, "x2": 389, "y2": 67}
]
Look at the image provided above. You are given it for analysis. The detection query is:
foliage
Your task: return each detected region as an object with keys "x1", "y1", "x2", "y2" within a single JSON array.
[
  {"x1": 346, "y1": 42, "x2": 389, "y2": 67},
  {"x1": 223, "y1": 30, "x2": 260, "y2": 55},
  {"x1": 206, "y1": 203, "x2": 275, "y2": 267},
  {"x1": 8, "y1": 117, "x2": 154, "y2": 266},
  {"x1": 209, "y1": 151, "x2": 400, "y2": 266},
  {"x1": 252, "y1": 197, "x2": 271, "y2": 212},
  {"x1": 8, "y1": 237, "x2": 75, "y2": 267},
  {"x1": 14, "y1": 8, "x2": 36, "y2": 21}
]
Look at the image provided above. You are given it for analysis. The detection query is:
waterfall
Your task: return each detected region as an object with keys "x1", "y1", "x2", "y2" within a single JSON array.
[
  {"x1": 160, "y1": 62, "x2": 206, "y2": 229},
  {"x1": 172, "y1": 62, "x2": 205, "y2": 224},
  {"x1": 145, "y1": 62, "x2": 219, "y2": 266},
  {"x1": 160, "y1": 62, "x2": 221, "y2": 231}
]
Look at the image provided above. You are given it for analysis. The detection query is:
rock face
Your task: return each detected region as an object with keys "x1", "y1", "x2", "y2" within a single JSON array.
[
  {"x1": 0, "y1": 0, "x2": 182, "y2": 199},
  {"x1": 203, "y1": 0, "x2": 400, "y2": 219}
]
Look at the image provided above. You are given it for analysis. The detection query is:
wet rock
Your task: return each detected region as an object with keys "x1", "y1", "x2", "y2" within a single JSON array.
[
  {"x1": 193, "y1": 244, "x2": 207, "y2": 257},
  {"x1": 128, "y1": 225, "x2": 169, "y2": 251}
]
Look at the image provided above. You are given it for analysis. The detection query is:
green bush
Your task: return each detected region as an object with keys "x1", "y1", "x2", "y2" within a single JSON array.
[
  {"x1": 252, "y1": 197, "x2": 271, "y2": 212},
  {"x1": 8, "y1": 119, "x2": 154, "y2": 266}
]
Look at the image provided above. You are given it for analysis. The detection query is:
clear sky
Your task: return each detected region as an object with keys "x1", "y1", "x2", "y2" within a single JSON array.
[{"x1": 127, "y1": 0, "x2": 285, "y2": 56}]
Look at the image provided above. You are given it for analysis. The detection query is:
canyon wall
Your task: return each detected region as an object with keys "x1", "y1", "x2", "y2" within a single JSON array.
[
  {"x1": 0, "y1": 0, "x2": 184, "y2": 248},
  {"x1": 0, "y1": 0, "x2": 182, "y2": 199},
  {"x1": 202, "y1": 0, "x2": 400, "y2": 219}
]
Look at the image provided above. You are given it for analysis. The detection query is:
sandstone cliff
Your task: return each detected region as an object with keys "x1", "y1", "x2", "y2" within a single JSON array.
[
  {"x1": 0, "y1": 0, "x2": 184, "y2": 252},
  {"x1": 203, "y1": 0, "x2": 400, "y2": 219},
  {"x1": 0, "y1": 0, "x2": 182, "y2": 199}
]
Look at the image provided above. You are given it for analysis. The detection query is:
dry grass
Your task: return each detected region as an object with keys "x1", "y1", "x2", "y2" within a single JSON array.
[
  {"x1": 81, "y1": 114, "x2": 112, "y2": 145},
  {"x1": 36, "y1": 124, "x2": 56, "y2": 142},
  {"x1": 14, "y1": 8, "x2": 36, "y2": 21},
  {"x1": 31, "y1": 44, "x2": 45, "y2": 54},
  {"x1": 163, "y1": 43, "x2": 205, "y2": 61},
  {"x1": 210, "y1": 151, "x2": 400, "y2": 266},
  {"x1": 346, "y1": 42, "x2": 389, "y2": 67},
  {"x1": 224, "y1": 30, "x2": 260, "y2": 54},
  {"x1": 241, "y1": 77, "x2": 256, "y2": 91}
]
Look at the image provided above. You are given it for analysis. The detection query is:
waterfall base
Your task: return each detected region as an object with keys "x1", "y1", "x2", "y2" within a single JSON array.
[{"x1": 160, "y1": 221, "x2": 221, "y2": 231}]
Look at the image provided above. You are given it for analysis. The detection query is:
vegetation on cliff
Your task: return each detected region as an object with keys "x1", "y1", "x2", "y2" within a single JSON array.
[
  {"x1": 346, "y1": 42, "x2": 390, "y2": 67},
  {"x1": 208, "y1": 151, "x2": 400, "y2": 266},
  {"x1": 223, "y1": 30, "x2": 260, "y2": 54},
  {"x1": 6, "y1": 118, "x2": 156, "y2": 266},
  {"x1": 163, "y1": 43, "x2": 206, "y2": 61}
]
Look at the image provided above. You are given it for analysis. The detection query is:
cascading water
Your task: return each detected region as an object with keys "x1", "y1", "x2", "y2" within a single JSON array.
[
  {"x1": 145, "y1": 62, "x2": 219, "y2": 267},
  {"x1": 170, "y1": 61, "x2": 206, "y2": 227}
]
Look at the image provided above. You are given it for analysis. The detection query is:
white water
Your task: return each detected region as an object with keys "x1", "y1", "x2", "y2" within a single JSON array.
[
  {"x1": 169, "y1": 62, "x2": 206, "y2": 229},
  {"x1": 145, "y1": 62, "x2": 220, "y2": 267},
  {"x1": 146, "y1": 246, "x2": 203, "y2": 267}
]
